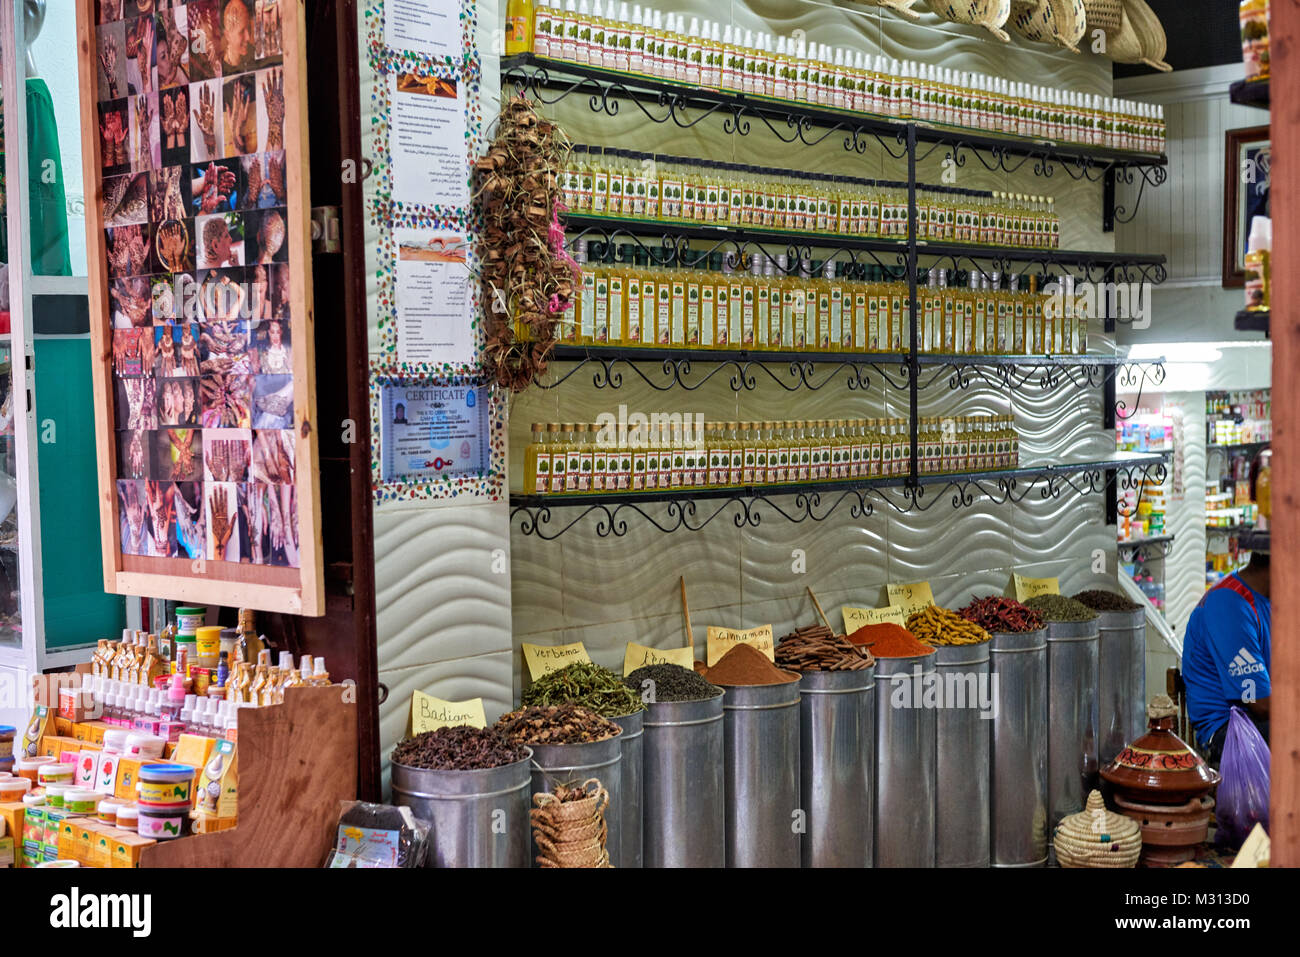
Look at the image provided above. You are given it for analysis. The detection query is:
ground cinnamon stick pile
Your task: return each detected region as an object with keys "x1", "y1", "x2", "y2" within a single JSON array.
[{"x1": 776, "y1": 624, "x2": 876, "y2": 672}]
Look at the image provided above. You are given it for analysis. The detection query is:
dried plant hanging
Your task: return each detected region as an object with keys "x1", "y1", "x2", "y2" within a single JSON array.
[{"x1": 476, "y1": 95, "x2": 575, "y2": 393}]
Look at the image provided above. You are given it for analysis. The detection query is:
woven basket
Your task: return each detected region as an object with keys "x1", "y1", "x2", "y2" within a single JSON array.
[
  {"x1": 926, "y1": 0, "x2": 1012, "y2": 42},
  {"x1": 1082, "y1": 0, "x2": 1121, "y2": 33},
  {"x1": 1053, "y1": 791, "x2": 1142, "y2": 868},
  {"x1": 1101, "y1": 0, "x2": 1171, "y2": 71},
  {"x1": 532, "y1": 815, "x2": 607, "y2": 845},
  {"x1": 532, "y1": 780, "x2": 608, "y2": 822},
  {"x1": 1010, "y1": 0, "x2": 1086, "y2": 53},
  {"x1": 535, "y1": 833, "x2": 610, "y2": 867}
]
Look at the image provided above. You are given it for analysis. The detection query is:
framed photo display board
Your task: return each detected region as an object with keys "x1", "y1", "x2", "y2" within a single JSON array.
[{"x1": 77, "y1": 0, "x2": 324, "y2": 616}]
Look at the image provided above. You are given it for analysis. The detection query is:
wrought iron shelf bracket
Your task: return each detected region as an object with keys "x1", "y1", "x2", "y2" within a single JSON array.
[
  {"x1": 1118, "y1": 535, "x2": 1175, "y2": 561},
  {"x1": 510, "y1": 453, "x2": 1169, "y2": 538}
]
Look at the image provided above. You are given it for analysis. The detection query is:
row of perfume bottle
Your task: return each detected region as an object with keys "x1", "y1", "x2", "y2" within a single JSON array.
[
  {"x1": 509, "y1": 0, "x2": 1166, "y2": 153},
  {"x1": 72, "y1": 673, "x2": 242, "y2": 738},
  {"x1": 565, "y1": 146, "x2": 1061, "y2": 248},
  {"x1": 553, "y1": 248, "x2": 1089, "y2": 356},
  {"x1": 523, "y1": 415, "x2": 1021, "y2": 494}
]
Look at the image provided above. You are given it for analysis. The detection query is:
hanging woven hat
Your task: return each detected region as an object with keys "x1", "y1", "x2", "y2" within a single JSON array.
[
  {"x1": 1081, "y1": 0, "x2": 1122, "y2": 34},
  {"x1": 1102, "y1": 0, "x2": 1172, "y2": 71},
  {"x1": 925, "y1": 0, "x2": 1013, "y2": 43},
  {"x1": 1009, "y1": 0, "x2": 1086, "y2": 53},
  {"x1": 1053, "y1": 790, "x2": 1143, "y2": 868}
]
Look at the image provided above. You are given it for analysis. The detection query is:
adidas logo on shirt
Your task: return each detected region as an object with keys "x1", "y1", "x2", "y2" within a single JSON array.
[{"x1": 1228, "y1": 648, "x2": 1266, "y2": 677}]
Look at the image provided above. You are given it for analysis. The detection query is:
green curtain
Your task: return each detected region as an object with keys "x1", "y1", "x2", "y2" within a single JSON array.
[{"x1": 0, "y1": 78, "x2": 72, "y2": 276}]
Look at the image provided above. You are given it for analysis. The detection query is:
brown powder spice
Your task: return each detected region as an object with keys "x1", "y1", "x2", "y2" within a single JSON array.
[{"x1": 703, "y1": 642, "x2": 800, "y2": 686}]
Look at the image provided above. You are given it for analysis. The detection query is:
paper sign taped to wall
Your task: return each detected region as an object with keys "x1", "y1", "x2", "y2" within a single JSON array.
[
  {"x1": 522, "y1": 641, "x2": 593, "y2": 680},
  {"x1": 410, "y1": 690, "x2": 487, "y2": 734},
  {"x1": 842, "y1": 605, "x2": 908, "y2": 633},
  {"x1": 706, "y1": 625, "x2": 775, "y2": 667},
  {"x1": 1012, "y1": 574, "x2": 1060, "y2": 601},
  {"x1": 623, "y1": 642, "x2": 696, "y2": 675},
  {"x1": 886, "y1": 582, "x2": 934, "y2": 617}
]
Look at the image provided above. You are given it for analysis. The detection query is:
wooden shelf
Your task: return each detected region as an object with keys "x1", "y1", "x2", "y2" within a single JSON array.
[{"x1": 140, "y1": 685, "x2": 357, "y2": 868}]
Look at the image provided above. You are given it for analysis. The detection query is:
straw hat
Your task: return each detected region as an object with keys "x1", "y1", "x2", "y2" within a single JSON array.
[
  {"x1": 1081, "y1": 0, "x2": 1122, "y2": 34},
  {"x1": 1009, "y1": 0, "x2": 1086, "y2": 54},
  {"x1": 1053, "y1": 790, "x2": 1142, "y2": 868},
  {"x1": 861, "y1": 0, "x2": 924, "y2": 21},
  {"x1": 925, "y1": 0, "x2": 1013, "y2": 43},
  {"x1": 1100, "y1": 0, "x2": 1171, "y2": 71}
]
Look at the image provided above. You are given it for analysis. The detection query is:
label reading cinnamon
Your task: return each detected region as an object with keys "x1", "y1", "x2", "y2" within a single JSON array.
[{"x1": 705, "y1": 625, "x2": 775, "y2": 667}]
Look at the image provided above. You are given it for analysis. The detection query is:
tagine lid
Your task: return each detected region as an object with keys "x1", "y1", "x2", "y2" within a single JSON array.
[{"x1": 1100, "y1": 695, "x2": 1221, "y2": 802}]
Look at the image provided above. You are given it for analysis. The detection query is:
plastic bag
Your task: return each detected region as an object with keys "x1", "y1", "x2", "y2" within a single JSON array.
[
  {"x1": 1215, "y1": 706, "x2": 1270, "y2": 849},
  {"x1": 324, "y1": 801, "x2": 429, "y2": 868}
]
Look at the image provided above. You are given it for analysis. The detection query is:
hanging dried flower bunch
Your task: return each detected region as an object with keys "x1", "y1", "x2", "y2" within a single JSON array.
[{"x1": 476, "y1": 95, "x2": 576, "y2": 393}]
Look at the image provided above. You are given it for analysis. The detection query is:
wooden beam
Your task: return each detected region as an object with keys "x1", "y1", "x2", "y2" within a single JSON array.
[{"x1": 1270, "y1": 0, "x2": 1299, "y2": 867}]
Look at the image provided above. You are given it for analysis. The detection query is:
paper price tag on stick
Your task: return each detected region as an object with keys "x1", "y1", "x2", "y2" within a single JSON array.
[
  {"x1": 1013, "y1": 574, "x2": 1059, "y2": 602},
  {"x1": 886, "y1": 582, "x2": 934, "y2": 617},
  {"x1": 521, "y1": 641, "x2": 593, "y2": 681},
  {"x1": 410, "y1": 690, "x2": 487, "y2": 734},
  {"x1": 842, "y1": 605, "x2": 907, "y2": 633},
  {"x1": 623, "y1": 642, "x2": 696, "y2": 674},
  {"x1": 706, "y1": 625, "x2": 775, "y2": 667}
]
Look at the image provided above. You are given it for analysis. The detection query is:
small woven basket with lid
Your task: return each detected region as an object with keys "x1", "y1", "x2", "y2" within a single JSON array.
[{"x1": 1053, "y1": 790, "x2": 1142, "y2": 868}]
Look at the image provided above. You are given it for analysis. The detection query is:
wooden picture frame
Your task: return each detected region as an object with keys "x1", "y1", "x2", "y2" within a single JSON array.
[
  {"x1": 1223, "y1": 124, "x2": 1272, "y2": 289},
  {"x1": 76, "y1": 0, "x2": 323, "y2": 616}
]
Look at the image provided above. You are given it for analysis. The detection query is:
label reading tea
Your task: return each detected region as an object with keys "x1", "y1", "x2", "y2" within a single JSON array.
[
  {"x1": 706, "y1": 625, "x2": 775, "y2": 667},
  {"x1": 1012, "y1": 574, "x2": 1060, "y2": 602},
  {"x1": 410, "y1": 690, "x2": 488, "y2": 734},
  {"x1": 841, "y1": 605, "x2": 908, "y2": 633},
  {"x1": 522, "y1": 641, "x2": 594, "y2": 680},
  {"x1": 623, "y1": 642, "x2": 697, "y2": 675},
  {"x1": 886, "y1": 581, "x2": 934, "y2": 617}
]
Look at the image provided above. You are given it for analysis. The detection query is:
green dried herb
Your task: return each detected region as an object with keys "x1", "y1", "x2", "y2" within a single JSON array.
[
  {"x1": 522, "y1": 662, "x2": 646, "y2": 716},
  {"x1": 1023, "y1": 593, "x2": 1100, "y2": 622}
]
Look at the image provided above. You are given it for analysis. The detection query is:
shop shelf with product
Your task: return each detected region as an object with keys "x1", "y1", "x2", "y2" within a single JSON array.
[
  {"x1": 1234, "y1": 309, "x2": 1270, "y2": 337},
  {"x1": 1229, "y1": 78, "x2": 1271, "y2": 111},
  {"x1": 510, "y1": 451, "x2": 1169, "y2": 539}
]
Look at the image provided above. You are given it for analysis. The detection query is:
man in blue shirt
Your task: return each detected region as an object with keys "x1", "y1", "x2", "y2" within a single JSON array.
[{"x1": 1182, "y1": 542, "x2": 1270, "y2": 767}]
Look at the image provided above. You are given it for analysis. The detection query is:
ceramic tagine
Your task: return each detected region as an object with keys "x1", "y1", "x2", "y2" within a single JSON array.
[{"x1": 1101, "y1": 695, "x2": 1220, "y2": 804}]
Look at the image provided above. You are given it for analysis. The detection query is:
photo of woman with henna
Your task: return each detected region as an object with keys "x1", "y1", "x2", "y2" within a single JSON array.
[
  {"x1": 187, "y1": 1, "x2": 222, "y2": 82},
  {"x1": 205, "y1": 481, "x2": 243, "y2": 562},
  {"x1": 255, "y1": 0, "x2": 283, "y2": 64},
  {"x1": 200, "y1": 372, "x2": 251, "y2": 428},
  {"x1": 117, "y1": 429, "x2": 153, "y2": 481},
  {"x1": 115, "y1": 377, "x2": 158, "y2": 431},
  {"x1": 201, "y1": 319, "x2": 251, "y2": 373},
  {"x1": 124, "y1": 14, "x2": 156, "y2": 96},
  {"x1": 241, "y1": 150, "x2": 285, "y2": 209},
  {"x1": 196, "y1": 212, "x2": 243, "y2": 267},
  {"x1": 104, "y1": 173, "x2": 150, "y2": 227},
  {"x1": 221, "y1": 0, "x2": 255, "y2": 73},
  {"x1": 151, "y1": 274, "x2": 180, "y2": 321},
  {"x1": 269, "y1": 261, "x2": 290, "y2": 319},
  {"x1": 144, "y1": 480, "x2": 178, "y2": 557},
  {"x1": 113, "y1": 329, "x2": 148, "y2": 375},
  {"x1": 190, "y1": 158, "x2": 240, "y2": 213},
  {"x1": 100, "y1": 100, "x2": 130, "y2": 173},
  {"x1": 98, "y1": 22, "x2": 127, "y2": 102},
  {"x1": 252, "y1": 374, "x2": 292, "y2": 429},
  {"x1": 256, "y1": 66, "x2": 283, "y2": 152},
  {"x1": 224, "y1": 73, "x2": 257, "y2": 157},
  {"x1": 154, "y1": 320, "x2": 181, "y2": 376},
  {"x1": 107, "y1": 224, "x2": 152, "y2": 277},
  {"x1": 159, "y1": 87, "x2": 189, "y2": 166},
  {"x1": 156, "y1": 428, "x2": 202, "y2": 482},
  {"x1": 129, "y1": 92, "x2": 160, "y2": 171},
  {"x1": 157, "y1": 377, "x2": 199, "y2": 427},
  {"x1": 148, "y1": 166, "x2": 186, "y2": 221},
  {"x1": 155, "y1": 7, "x2": 189, "y2": 89},
  {"x1": 244, "y1": 207, "x2": 286, "y2": 264},
  {"x1": 250, "y1": 320, "x2": 290, "y2": 374},
  {"x1": 203, "y1": 429, "x2": 251, "y2": 483},
  {"x1": 172, "y1": 482, "x2": 207, "y2": 561},
  {"x1": 189, "y1": 77, "x2": 223, "y2": 162},
  {"x1": 100, "y1": 0, "x2": 126, "y2": 25},
  {"x1": 155, "y1": 218, "x2": 194, "y2": 272},
  {"x1": 111, "y1": 277, "x2": 154, "y2": 328},
  {"x1": 248, "y1": 264, "x2": 271, "y2": 319},
  {"x1": 250, "y1": 428, "x2": 294, "y2": 485},
  {"x1": 117, "y1": 480, "x2": 151, "y2": 557},
  {"x1": 198, "y1": 268, "x2": 248, "y2": 321}
]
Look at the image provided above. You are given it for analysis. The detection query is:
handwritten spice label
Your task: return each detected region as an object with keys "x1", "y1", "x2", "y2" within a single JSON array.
[
  {"x1": 410, "y1": 690, "x2": 488, "y2": 734},
  {"x1": 706, "y1": 625, "x2": 775, "y2": 667},
  {"x1": 521, "y1": 641, "x2": 593, "y2": 680},
  {"x1": 1012, "y1": 574, "x2": 1060, "y2": 602},
  {"x1": 886, "y1": 582, "x2": 935, "y2": 617},
  {"x1": 623, "y1": 642, "x2": 696, "y2": 675},
  {"x1": 841, "y1": 605, "x2": 907, "y2": 633}
]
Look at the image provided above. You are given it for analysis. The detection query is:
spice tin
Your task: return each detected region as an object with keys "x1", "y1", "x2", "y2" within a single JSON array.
[
  {"x1": 64, "y1": 788, "x2": 99, "y2": 814},
  {"x1": 137, "y1": 764, "x2": 195, "y2": 805},
  {"x1": 137, "y1": 805, "x2": 188, "y2": 840},
  {"x1": 38, "y1": 763, "x2": 75, "y2": 787}
]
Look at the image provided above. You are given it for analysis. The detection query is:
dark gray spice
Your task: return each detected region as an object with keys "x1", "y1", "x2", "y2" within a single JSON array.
[
  {"x1": 391, "y1": 726, "x2": 527, "y2": 771},
  {"x1": 1072, "y1": 589, "x2": 1142, "y2": 612},
  {"x1": 623, "y1": 664, "x2": 722, "y2": 702},
  {"x1": 1024, "y1": 593, "x2": 1100, "y2": 622}
]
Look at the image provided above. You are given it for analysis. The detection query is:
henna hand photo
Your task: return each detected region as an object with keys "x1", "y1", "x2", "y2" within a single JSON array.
[
  {"x1": 230, "y1": 80, "x2": 254, "y2": 154},
  {"x1": 194, "y1": 82, "x2": 217, "y2": 158},
  {"x1": 262, "y1": 67, "x2": 284, "y2": 150}
]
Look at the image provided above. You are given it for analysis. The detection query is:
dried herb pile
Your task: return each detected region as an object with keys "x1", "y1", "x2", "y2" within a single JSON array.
[
  {"x1": 476, "y1": 95, "x2": 574, "y2": 393},
  {"x1": 522, "y1": 662, "x2": 645, "y2": 716},
  {"x1": 623, "y1": 664, "x2": 722, "y2": 702},
  {"x1": 1072, "y1": 589, "x2": 1142, "y2": 612},
  {"x1": 495, "y1": 703, "x2": 622, "y2": 746},
  {"x1": 775, "y1": 624, "x2": 875, "y2": 672},
  {"x1": 1023, "y1": 594, "x2": 1100, "y2": 622},
  {"x1": 391, "y1": 726, "x2": 527, "y2": 771},
  {"x1": 958, "y1": 596, "x2": 1044, "y2": 634},
  {"x1": 907, "y1": 605, "x2": 992, "y2": 646}
]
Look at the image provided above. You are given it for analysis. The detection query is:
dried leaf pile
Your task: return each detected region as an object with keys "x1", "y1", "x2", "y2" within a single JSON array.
[
  {"x1": 495, "y1": 702, "x2": 621, "y2": 746},
  {"x1": 476, "y1": 95, "x2": 574, "y2": 392}
]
